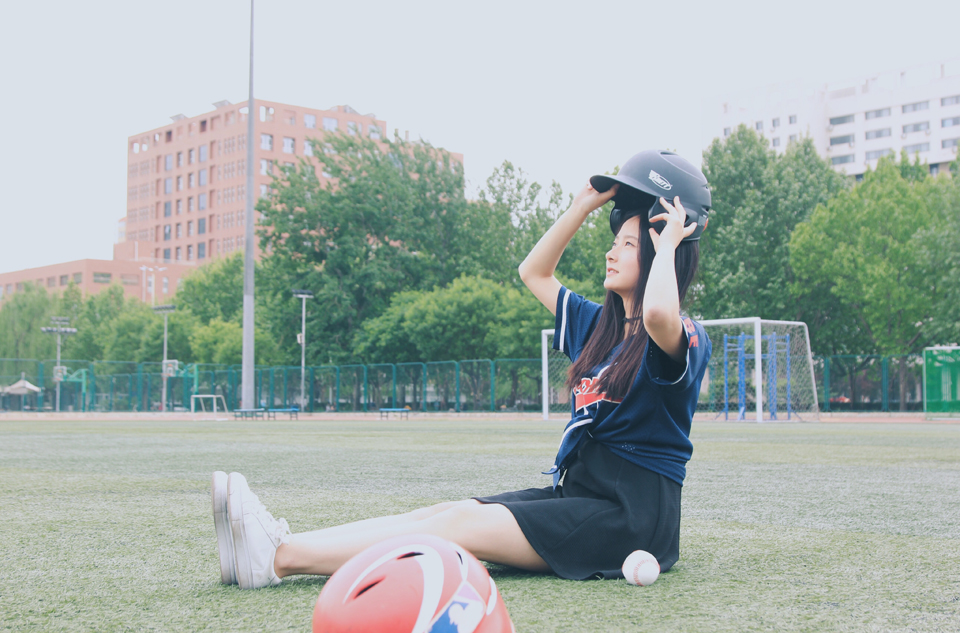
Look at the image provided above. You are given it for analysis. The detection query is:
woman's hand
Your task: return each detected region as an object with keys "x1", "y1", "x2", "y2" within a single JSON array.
[
  {"x1": 649, "y1": 196, "x2": 697, "y2": 252},
  {"x1": 571, "y1": 181, "x2": 618, "y2": 215}
]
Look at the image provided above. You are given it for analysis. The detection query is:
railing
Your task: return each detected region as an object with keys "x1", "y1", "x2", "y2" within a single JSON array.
[{"x1": 0, "y1": 354, "x2": 925, "y2": 413}]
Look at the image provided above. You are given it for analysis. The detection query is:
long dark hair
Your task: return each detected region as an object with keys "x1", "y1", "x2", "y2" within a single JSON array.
[{"x1": 566, "y1": 210, "x2": 699, "y2": 399}]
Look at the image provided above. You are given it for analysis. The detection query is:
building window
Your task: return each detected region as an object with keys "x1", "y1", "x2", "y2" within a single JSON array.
[
  {"x1": 830, "y1": 134, "x2": 855, "y2": 146},
  {"x1": 789, "y1": 115, "x2": 797, "y2": 124},
  {"x1": 347, "y1": 121, "x2": 359, "y2": 135},
  {"x1": 177, "y1": 151, "x2": 183, "y2": 167},
  {"x1": 260, "y1": 184, "x2": 269, "y2": 196},
  {"x1": 163, "y1": 225, "x2": 171, "y2": 240},
  {"x1": 260, "y1": 159, "x2": 270, "y2": 175},
  {"x1": 943, "y1": 95, "x2": 960, "y2": 107},
  {"x1": 199, "y1": 145, "x2": 208, "y2": 162},
  {"x1": 47, "y1": 277, "x2": 55, "y2": 288},
  {"x1": 165, "y1": 154, "x2": 173, "y2": 171},
  {"x1": 303, "y1": 140, "x2": 313, "y2": 156},
  {"x1": 163, "y1": 277, "x2": 169, "y2": 294},
  {"x1": 788, "y1": 134, "x2": 797, "y2": 144},
  {"x1": 187, "y1": 220, "x2": 194, "y2": 236},
  {"x1": 368, "y1": 125, "x2": 382, "y2": 140},
  {"x1": 304, "y1": 114, "x2": 316, "y2": 129},
  {"x1": 176, "y1": 199, "x2": 183, "y2": 214},
  {"x1": 930, "y1": 164, "x2": 940, "y2": 176},
  {"x1": 903, "y1": 142, "x2": 930, "y2": 154},
  {"x1": 260, "y1": 106, "x2": 275, "y2": 122},
  {"x1": 865, "y1": 128, "x2": 891, "y2": 140},
  {"x1": 865, "y1": 107, "x2": 891, "y2": 120},
  {"x1": 902, "y1": 101, "x2": 929, "y2": 113},
  {"x1": 771, "y1": 118, "x2": 780, "y2": 128},
  {"x1": 942, "y1": 116, "x2": 960, "y2": 128},
  {"x1": 162, "y1": 249, "x2": 170, "y2": 262},
  {"x1": 723, "y1": 127, "x2": 731, "y2": 137},
  {"x1": 198, "y1": 193, "x2": 207, "y2": 210},
  {"x1": 866, "y1": 149, "x2": 893, "y2": 160},
  {"x1": 60, "y1": 275, "x2": 69, "y2": 286},
  {"x1": 176, "y1": 223, "x2": 182, "y2": 238},
  {"x1": 176, "y1": 176, "x2": 183, "y2": 191},
  {"x1": 902, "y1": 122, "x2": 929, "y2": 134},
  {"x1": 74, "y1": 273, "x2": 82, "y2": 283},
  {"x1": 943, "y1": 138, "x2": 959, "y2": 149},
  {"x1": 323, "y1": 117, "x2": 338, "y2": 131},
  {"x1": 188, "y1": 197, "x2": 194, "y2": 212},
  {"x1": 283, "y1": 137, "x2": 295, "y2": 154},
  {"x1": 93, "y1": 272, "x2": 112, "y2": 284},
  {"x1": 261, "y1": 134, "x2": 273, "y2": 150},
  {"x1": 164, "y1": 178, "x2": 173, "y2": 194},
  {"x1": 829, "y1": 114, "x2": 854, "y2": 126},
  {"x1": 199, "y1": 168, "x2": 208, "y2": 186},
  {"x1": 755, "y1": 121, "x2": 763, "y2": 131},
  {"x1": 164, "y1": 201, "x2": 172, "y2": 217},
  {"x1": 188, "y1": 172, "x2": 195, "y2": 188},
  {"x1": 831, "y1": 154, "x2": 855, "y2": 165},
  {"x1": 772, "y1": 137, "x2": 780, "y2": 147},
  {"x1": 198, "y1": 218, "x2": 206, "y2": 235},
  {"x1": 187, "y1": 245, "x2": 194, "y2": 260},
  {"x1": 198, "y1": 242, "x2": 206, "y2": 259},
  {"x1": 175, "y1": 246, "x2": 182, "y2": 261}
]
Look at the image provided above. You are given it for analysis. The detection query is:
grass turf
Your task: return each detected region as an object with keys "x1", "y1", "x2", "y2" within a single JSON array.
[{"x1": 1, "y1": 418, "x2": 958, "y2": 632}]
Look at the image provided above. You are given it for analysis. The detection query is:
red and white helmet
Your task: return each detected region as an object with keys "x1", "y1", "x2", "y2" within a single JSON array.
[{"x1": 313, "y1": 534, "x2": 515, "y2": 633}]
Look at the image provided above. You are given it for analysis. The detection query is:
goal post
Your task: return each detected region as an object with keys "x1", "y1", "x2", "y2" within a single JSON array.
[
  {"x1": 191, "y1": 394, "x2": 228, "y2": 414},
  {"x1": 923, "y1": 346, "x2": 960, "y2": 419},
  {"x1": 541, "y1": 318, "x2": 820, "y2": 422}
]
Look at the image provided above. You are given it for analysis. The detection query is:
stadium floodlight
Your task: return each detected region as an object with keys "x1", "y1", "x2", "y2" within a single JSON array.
[
  {"x1": 153, "y1": 304, "x2": 177, "y2": 413},
  {"x1": 41, "y1": 317, "x2": 77, "y2": 413},
  {"x1": 292, "y1": 289, "x2": 314, "y2": 412},
  {"x1": 140, "y1": 265, "x2": 167, "y2": 306}
]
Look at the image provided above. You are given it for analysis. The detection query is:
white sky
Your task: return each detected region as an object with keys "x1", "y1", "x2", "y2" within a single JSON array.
[{"x1": 2, "y1": 0, "x2": 960, "y2": 272}]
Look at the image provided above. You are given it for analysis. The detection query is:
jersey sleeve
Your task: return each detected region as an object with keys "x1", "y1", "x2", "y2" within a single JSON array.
[
  {"x1": 552, "y1": 286, "x2": 604, "y2": 363},
  {"x1": 645, "y1": 316, "x2": 712, "y2": 391}
]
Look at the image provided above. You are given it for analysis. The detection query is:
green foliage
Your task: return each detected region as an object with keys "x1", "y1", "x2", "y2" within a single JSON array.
[
  {"x1": 354, "y1": 275, "x2": 553, "y2": 363},
  {"x1": 189, "y1": 317, "x2": 281, "y2": 366},
  {"x1": 697, "y1": 127, "x2": 847, "y2": 320},
  {"x1": 0, "y1": 283, "x2": 58, "y2": 360},
  {"x1": 790, "y1": 157, "x2": 940, "y2": 354},
  {"x1": 176, "y1": 253, "x2": 244, "y2": 323}
]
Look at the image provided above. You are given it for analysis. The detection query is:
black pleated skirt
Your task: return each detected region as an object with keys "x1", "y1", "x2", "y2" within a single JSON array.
[{"x1": 475, "y1": 439, "x2": 682, "y2": 580}]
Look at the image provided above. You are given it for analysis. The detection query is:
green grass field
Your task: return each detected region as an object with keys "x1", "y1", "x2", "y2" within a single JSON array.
[{"x1": 1, "y1": 417, "x2": 958, "y2": 632}]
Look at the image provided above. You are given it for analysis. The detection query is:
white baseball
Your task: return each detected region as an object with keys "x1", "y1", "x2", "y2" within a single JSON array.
[{"x1": 622, "y1": 550, "x2": 660, "y2": 586}]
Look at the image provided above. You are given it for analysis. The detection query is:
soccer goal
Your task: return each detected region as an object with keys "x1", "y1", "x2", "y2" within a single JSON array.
[
  {"x1": 923, "y1": 346, "x2": 960, "y2": 419},
  {"x1": 191, "y1": 394, "x2": 228, "y2": 414},
  {"x1": 541, "y1": 317, "x2": 820, "y2": 422}
]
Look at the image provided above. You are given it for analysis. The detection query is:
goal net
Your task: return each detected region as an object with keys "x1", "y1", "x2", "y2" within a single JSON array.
[
  {"x1": 191, "y1": 394, "x2": 228, "y2": 414},
  {"x1": 923, "y1": 346, "x2": 960, "y2": 419},
  {"x1": 541, "y1": 318, "x2": 819, "y2": 422}
]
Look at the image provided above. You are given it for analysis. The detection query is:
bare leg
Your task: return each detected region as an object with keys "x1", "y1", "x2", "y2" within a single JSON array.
[{"x1": 274, "y1": 500, "x2": 550, "y2": 577}]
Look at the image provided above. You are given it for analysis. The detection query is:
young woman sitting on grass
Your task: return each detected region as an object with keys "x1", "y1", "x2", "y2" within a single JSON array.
[{"x1": 212, "y1": 150, "x2": 713, "y2": 589}]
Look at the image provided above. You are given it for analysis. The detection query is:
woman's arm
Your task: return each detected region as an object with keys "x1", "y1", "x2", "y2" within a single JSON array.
[
  {"x1": 518, "y1": 182, "x2": 617, "y2": 315},
  {"x1": 643, "y1": 197, "x2": 697, "y2": 362}
]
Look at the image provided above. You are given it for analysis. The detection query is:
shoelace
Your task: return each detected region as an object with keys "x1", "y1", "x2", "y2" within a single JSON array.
[{"x1": 246, "y1": 492, "x2": 292, "y2": 545}]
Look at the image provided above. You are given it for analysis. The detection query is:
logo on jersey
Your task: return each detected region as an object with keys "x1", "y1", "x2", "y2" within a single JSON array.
[
  {"x1": 648, "y1": 170, "x2": 672, "y2": 191},
  {"x1": 682, "y1": 317, "x2": 698, "y2": 348},
  {"x1": 573, "y1": 373, "x2": 623, "y2": 411}
]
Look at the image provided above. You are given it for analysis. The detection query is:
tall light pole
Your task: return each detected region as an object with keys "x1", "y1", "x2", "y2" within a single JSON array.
[
  {"x1": 292, "y1": 289, "x2": 314, "y2": 411},
  {"x1": 241, "y1": 0, "x2": 257, "y2": 409},
  {"x1": 154, "y1": 304, "x2": 176, "y2": 412},
  {"x1": 140, "y1": 265, "x2": 166, "y2": 306},
  {"x1": 41, "y1": 317, "x2": 77, "y2": 413}
]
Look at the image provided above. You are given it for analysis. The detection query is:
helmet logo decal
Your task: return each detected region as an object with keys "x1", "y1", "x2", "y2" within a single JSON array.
[{"x1": 648, "y1": 170, "x2": 672, "y2": 191}]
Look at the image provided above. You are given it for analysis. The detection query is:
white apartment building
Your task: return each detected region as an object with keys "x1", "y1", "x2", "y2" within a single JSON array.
[{"x1": 718, "y1": 59, "x2": 960, "y2": 179}]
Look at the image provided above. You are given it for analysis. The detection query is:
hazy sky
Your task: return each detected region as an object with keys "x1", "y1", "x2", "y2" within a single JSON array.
[{"x1": 2, "y1": 0, "x2": 959, "y2": 272}]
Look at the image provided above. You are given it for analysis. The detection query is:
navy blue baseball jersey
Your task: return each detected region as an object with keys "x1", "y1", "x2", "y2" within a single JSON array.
[{"x1": 546, "y1": 286, "x2": 712, "y2": 487}]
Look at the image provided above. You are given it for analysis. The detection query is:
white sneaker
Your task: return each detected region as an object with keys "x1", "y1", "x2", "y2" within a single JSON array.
[
  {"x1": 211, "y1": 471, "x2": 237, "y2": 585},
  {"x1": 228, "y1": 472, "x2": 291, "y2": 589}
]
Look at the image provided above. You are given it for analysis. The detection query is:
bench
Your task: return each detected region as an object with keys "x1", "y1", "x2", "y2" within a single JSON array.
[
  {"x1": 379, "y1": 408, "x2": 410, "y2": 420},
  {"x1": 267, "y1": 408, "x2": 299, "y2": 420},
  {"x1": 233, "y1": 408, "x2": 266, "y2": 420}
]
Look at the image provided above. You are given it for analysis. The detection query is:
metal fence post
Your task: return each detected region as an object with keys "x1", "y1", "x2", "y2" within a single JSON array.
[
  {"x1": 455, "y1": 362, "x2": 460, "y2": 413},
  {"x1": 823, "y1": 356, "x2": 831, "y2": 412},
  {"x1": 881, "y1": 356, "x2": 889, "y2": 412},
  {"x1": 490, "y1": 360, "x2": 496, "y2": 412}
]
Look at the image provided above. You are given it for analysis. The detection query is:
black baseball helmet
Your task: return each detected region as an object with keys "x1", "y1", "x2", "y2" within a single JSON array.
[{"x1": 590, "y1": 150, "x2": 711, "y2": 242}]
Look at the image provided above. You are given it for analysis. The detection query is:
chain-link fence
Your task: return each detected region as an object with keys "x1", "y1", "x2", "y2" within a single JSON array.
[{"x1": 0, "y1": 353, "x2": 928, "y2": 414}]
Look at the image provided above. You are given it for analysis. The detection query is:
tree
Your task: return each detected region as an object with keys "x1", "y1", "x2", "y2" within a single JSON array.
[
  {"x1": 697, "y1": 128, "x2": 847, "y2": 320},
  {"x1": 176, "y1": 253, "x2": 244, "y2": 323},
  {"x1": 0, "y1": 282, "x2": 58, "y2": 360},
  {"x1": 790, "y1": 157, "x2": 937, "y2": 356}
]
